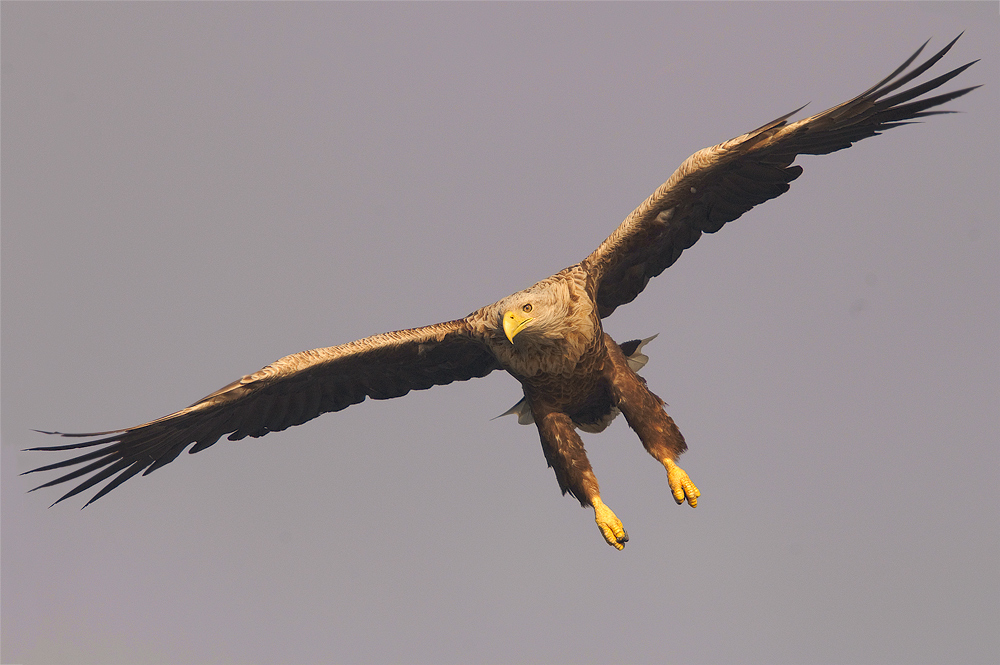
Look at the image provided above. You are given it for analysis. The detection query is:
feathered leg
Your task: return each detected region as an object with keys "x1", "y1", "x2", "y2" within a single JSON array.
[
  {"x1": 604, "y1": 335, "x2": 700, "y2": 508},
  {"x1": 532, "y1": 407, "x2": 629, "y2": 550}
]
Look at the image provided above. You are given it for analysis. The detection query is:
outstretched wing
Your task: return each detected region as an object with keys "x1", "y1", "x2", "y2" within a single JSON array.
[
  {"x1": 25, "y1": 319, "x2": 499, "y2": 507},
  {"x1": 583, "y1": 36, "x2": 979, "y2": 318}
]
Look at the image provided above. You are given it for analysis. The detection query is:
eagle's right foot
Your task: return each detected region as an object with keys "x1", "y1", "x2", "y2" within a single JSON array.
[
  {"x1": 664, "y1": 458, "x2": 700, "y2": 507},
  {"x1": 592, "y1": 497, "x2": 628, "y2": 550}
]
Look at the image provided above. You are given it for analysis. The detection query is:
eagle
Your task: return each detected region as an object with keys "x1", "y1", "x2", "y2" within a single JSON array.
[{"x1": 26, "y1": 37, "x2": 977, "y2": 549}]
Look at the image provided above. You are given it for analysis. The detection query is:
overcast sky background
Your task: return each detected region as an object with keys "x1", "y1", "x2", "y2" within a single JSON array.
[{"x1": 3, "y1": 3, "x2": 997, "y2": 664}]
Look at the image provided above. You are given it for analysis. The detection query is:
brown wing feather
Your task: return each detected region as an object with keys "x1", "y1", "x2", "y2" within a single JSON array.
[
  {"x1": 583, "y1": 36, "x2": 979, "y2": 318},
  {"x1": 24, "y1": 319, "x2": 499, "y2": 506}
]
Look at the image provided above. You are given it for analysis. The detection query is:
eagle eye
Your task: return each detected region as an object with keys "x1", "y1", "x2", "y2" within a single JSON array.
[{"x1": 522, "y1": 303, "x2": 532, "y2": 313}]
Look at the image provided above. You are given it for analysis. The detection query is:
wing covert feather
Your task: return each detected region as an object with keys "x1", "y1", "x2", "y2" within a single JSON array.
[
  {"x1": 583, "y1": 36, "x2": 978, "y2": 317},
  {"x1": 25, "y1": 319, "x2": 499, "y2": 506}
]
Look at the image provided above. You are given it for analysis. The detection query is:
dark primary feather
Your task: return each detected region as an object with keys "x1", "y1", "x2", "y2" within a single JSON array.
[
  {"x1": 25, "y1": 320, "x2": 498, "y2": 507},
  {"x1": 584, "y1": 35, "x2": 979, "y2": 317}
]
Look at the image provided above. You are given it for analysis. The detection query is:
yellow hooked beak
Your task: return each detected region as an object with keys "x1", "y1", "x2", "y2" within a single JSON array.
[{"x1": 503, "y1": 309, "x2": 534, "y2": 344}]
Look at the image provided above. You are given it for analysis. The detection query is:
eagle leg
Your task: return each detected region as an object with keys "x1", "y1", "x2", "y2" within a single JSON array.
[
  {"x1": 603, "y1": 335, "x2": 700, "y2": 508},
  {"x1": 533, "y1": 408, "x2": 629, "y2": 550}
]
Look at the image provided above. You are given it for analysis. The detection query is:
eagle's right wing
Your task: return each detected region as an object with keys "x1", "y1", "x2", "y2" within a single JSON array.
[
  {"x1": 583, "y1": 36, "x2": 978, "y2": 318},
  {"x1": 25, "y1": 319, "x2": 499, "y2": 507}
]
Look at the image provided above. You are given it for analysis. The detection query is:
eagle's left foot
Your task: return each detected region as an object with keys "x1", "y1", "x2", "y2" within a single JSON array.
[{"x1": 664, "y1": 459, "x2": 699, "y2": 507}]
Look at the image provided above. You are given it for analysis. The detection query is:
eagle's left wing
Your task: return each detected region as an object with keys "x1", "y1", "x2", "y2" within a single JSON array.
[{"x1": 582, "y1": 36, "x2": 978, "y2": 318}]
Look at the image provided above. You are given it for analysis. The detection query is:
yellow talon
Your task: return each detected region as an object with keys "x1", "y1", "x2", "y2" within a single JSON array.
[
  {"x1": 665, "y1": 459, "x2": 700, "y2": 507},
  {"x1": 592, "y1": 497, "x2": 628, "y2": 550}
]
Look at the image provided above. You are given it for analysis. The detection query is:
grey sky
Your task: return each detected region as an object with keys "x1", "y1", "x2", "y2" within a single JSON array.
[{"x1": 3, "y1": 3, "x2": 997, "y2": 664}]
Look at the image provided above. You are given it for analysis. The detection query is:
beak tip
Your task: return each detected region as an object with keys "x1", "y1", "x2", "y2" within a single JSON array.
[{"x1": 502, "y1": 310, "x2": 530, "y2": 345}]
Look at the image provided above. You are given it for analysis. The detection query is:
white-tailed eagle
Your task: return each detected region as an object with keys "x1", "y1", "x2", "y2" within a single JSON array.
[{"x1": 26, "y1": 37, "x2": 977, "y2": 549}]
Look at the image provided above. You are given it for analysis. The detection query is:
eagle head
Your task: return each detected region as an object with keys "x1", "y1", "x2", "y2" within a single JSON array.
[
  {"x1": 503, "y1": 304, "x2": 535, "y2": 344},
  {"x1": 495, "y1": 272, "x2": 597, "y2": 358}
]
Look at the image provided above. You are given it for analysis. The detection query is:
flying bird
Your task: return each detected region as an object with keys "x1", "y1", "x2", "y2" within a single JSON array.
[{"x1": 26, "y1": 37, "x2": 977, "y2": 549}]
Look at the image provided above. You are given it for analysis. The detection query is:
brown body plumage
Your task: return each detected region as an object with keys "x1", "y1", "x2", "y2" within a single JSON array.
[{"x1": 26, "y1": 38, "x2": 977, "y2": 549}]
